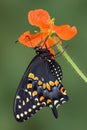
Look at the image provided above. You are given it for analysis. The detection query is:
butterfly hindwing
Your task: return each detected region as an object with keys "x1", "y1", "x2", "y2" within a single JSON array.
[{"x1": 14, "y1": 49, "x2": 68, "y2": 122}]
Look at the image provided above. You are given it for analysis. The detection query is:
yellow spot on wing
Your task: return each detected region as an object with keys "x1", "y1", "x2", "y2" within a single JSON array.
[
  {"x1": 22, "y1": 100, "x2": 25, "y2": 106},
  {"x1": 16, "y1": 95, "x2": 20, "y2": 99},
  {"x1": 55, "y1": 80, "x2": 59, "y2": 86},
  {"x1": 42, "y1": 102, "x2": 46, "y2": 106},
  {"x1": 20, "y1": 113, "x2": 24, "y2": 117},
  {"x1": 46, "y1": 83, "x2": 51, "y2": 91},
  {"x1": 27, "y1": 83, "x2": 32, "y2": 89},
  {"x1": 54, "y1": 100, "x2": 58, "y2": 105},
  {"x1": 49, "y1": 81, "x2": 54, "y2": 86},
  {"x1": 28, "y1": 108, "x2": 32, "y2": 112},
  {"x1": 28, "y1": 91, "x2": 31, "y2": 96},
  {"x1": 32, "y1": 91, "x2": 37, "y2": 96},
  {"x1": 39, "y1": 96, "x2": 44, "y2": 101},
  {"x1": 34, "y1": 77, "x2": 39, "y2": 80},
  {"x1": 43, "y1": 83, "x2": 46, "y2": 89},
  {"x1": 32, "y1": 105, "x2": 36, "y2": 109},
  {"x1": 49, "y1": 104, "x2": 53, "y2": 108},
  {"x1": 16, "y1": 114, "x2": 20, "y2": 119},
  {"x1": 24, "y1": 111, "x2": 28, "y2": 115},
  {"x1": 46, "y1": 99, "x2": 51, "y2": 104},
  {"x1": 18, "y1": 105, "x2": 22, "y2": 109},
  {"x1": 26, "y1": 97, "x2": 29, "y2": 102},
  {"x1": 38, "y1": 80, "x2": 42, "y2": 86},
  {"x1": 28, "y1": 73, "x2": 34, "y2": 79},
  {"x1": 37, "y1": 102, "x2": 40, "y2": 106}
]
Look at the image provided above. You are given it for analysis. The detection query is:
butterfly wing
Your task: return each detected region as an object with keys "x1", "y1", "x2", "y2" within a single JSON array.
[
  {"x1": 14, "y1": 55, "x2": 47, "y2": 122},
  {"x1": 14, "y1": 54, "x2": 68, "y2": 122}
]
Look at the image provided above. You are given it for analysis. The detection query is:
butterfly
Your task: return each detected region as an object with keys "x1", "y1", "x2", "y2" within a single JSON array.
[{"x1": 14, "y1": 46, "x2": 69, "y2": 122}]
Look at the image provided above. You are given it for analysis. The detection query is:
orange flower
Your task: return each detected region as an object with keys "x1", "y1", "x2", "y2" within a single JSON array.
[
  {"x1": 18, "y1": 9, "x2": 77, "y2": 52},
  {"x1": 18, "y1": 31, "x2": 55, "y2": 49}
]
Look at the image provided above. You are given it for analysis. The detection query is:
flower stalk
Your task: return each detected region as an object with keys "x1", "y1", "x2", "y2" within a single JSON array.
[{"x1": 56, "y1": 43, "x2": 87, "y2": 83}]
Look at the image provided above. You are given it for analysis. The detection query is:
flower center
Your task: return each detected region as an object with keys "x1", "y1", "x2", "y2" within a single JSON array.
[{"x1": 48, "y1": 18, "x2": 55, "y2": 25}]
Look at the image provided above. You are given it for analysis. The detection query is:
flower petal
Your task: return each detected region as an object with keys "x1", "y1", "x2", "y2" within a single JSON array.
[
  {"x1": 28, "y1": 9, "x2": 50, "y2": 29},
  {"x1": 18, "y1": 31, "x2": 32, "y2": 47},
  {"x1": 53, "y1": 25, "x2": 77, "y2": 40},
  {"x1": 46, "y1": 37, "x2": 55, "y2": 48}
]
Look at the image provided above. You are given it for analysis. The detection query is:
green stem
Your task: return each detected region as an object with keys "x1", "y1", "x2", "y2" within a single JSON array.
[{"x1": 56, "y1": 44, "x2": 87, "y2": 83}]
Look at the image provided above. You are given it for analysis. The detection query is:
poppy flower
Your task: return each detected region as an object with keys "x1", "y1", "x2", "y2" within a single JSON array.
[{"x1": 18, "y1": 9, "x2": 77, "y2": 52}]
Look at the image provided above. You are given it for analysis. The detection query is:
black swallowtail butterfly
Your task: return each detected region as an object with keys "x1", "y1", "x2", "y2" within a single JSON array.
[{"x1": 14, "y1": 47, "x2": 68, "y2": 122}]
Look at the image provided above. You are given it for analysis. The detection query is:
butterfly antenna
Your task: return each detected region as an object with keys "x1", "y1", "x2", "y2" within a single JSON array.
[
  {"x1": 37, "y1": 35, "x2": 49, "y2": 49},
  {"x1": 41, "y1": 35, "x2": 50, "y2": 49},
  {"x1": 15, "y1": 40, "x2": 18, "y2": 44},
  {"x1": 37, "y1": 37, "x2": 43, "y2": 48}
]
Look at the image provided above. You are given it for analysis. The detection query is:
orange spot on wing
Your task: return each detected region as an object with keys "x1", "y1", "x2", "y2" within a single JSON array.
[
  {"x1": 32, "y1": 91, "x2": 37, "y2": 96},
  {"x1": 43, "y1": 83, "x2": 46, "y2": 89},
  {"x1": 46, "y1": 83, "x2": 51, "y2": 91},
  {"x1": 46, "y1": 99, "x2": 51, "y2": 104},
  {"x1": 28, "y1": 73, "x2": 34, "y2": 79},
  {"x1": 49, "y1": 81, "x2": 54, "y2": 86},
  {"x1": 27, "y1": 83, "x2": 32, "y2": 89},
  {"x1": 34, "y1": 77, "x2": 39, "y2": 80},
  {"x1": 55, "y1": 80, "x2": 59, "y2": 86},
  {"x1": 39, "y1": 96, "x2": 44, "y2": 101},
  {"x1": 38, "y1": 80, "x2": 43, "y2": 86}
]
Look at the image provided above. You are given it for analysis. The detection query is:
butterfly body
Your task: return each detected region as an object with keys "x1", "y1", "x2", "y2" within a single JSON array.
[{"x1": 14, "y1": 48, "x2": 68, "y2": 122}]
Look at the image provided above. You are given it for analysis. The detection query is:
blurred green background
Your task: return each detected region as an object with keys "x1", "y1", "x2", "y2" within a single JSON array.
[{"x1": 0, "y1": 0, "x2": 87, "y2": 130}]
